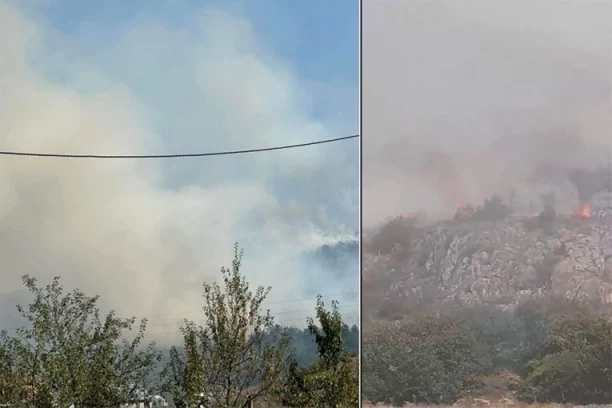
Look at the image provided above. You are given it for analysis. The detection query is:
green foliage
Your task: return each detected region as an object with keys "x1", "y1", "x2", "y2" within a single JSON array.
[
  {"x1": 161, "y1": 243, "x2": 291, "y2": 408},
  {"x1": 363, "y1": 317, "x2": 487, "y2": 405},
  {"x1": 365, "y1": 297, "x2": 612, "y2": 406},
  {"x1": 516, "y1": 311, "x2": 612, "y2": 404},
  {"x1": 0, "y1": 243, "x2": 357, "y2": 408},
  {"x1": 268, "y1": 323, "x2": 358, "y2": 369},
  {"x1": 340, "y1": 324, "x2": 359, "y2": 355},
  {"x1": 0, "y1": 275, "x2": 160, "y2": 408},
  {"x1": 279, "y1": 296, "x2": 358, "y2": 408},
  {"x1": 476, "y1": 308, "x2": 545, "y2": 377},
  {"x1": 0, "y1": 342, "x2": 26, "y2": 406}
]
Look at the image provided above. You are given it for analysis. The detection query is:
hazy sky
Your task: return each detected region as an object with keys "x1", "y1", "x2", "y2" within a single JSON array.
[
  {"x1": 363, "y1": 0, "x2": 612, "y2": 226},
  {"x1": 0, "y1": 0, "x2": 358, "y2": 341}
]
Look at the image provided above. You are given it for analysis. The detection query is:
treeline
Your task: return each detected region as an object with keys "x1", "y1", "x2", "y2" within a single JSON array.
[
  {"x1": 365, "y1": 193, "x2": 566, "y2": 255},
  {"x1": 0, "y1": 244, "x2": 358, "y2": 408},
  {"x1": 269, "y1": 324, "x2": 359, "y2": 368},
  {"x1": 363, "y1": 297, "x2": 611, "y2": 405}
]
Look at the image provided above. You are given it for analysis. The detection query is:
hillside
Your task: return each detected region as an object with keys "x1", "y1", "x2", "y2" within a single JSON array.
[
  {"x1": 362, "y1": 205, "x2": 612, "y2": 405},
  {"x1": 363, "y1": 208, "x2": 612, "y2": 323}
]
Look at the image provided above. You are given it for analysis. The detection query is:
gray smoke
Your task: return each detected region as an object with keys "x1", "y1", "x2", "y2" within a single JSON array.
[
  {"x1": 363, "y1": 0, "x2": 612, "y2": 226},
  {"x1": 569, "y1": 166, "x2": 612, "y2": 203},
  {"x1": 0, "y1": 1, "x2": 358, "y2": 342}
]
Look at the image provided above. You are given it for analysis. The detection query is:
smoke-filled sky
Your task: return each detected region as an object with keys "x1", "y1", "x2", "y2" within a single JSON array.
[
  {"x1": 363, "y1": 0, "x2": 612, "y2": 226},
  {"x1": 0, "y1": 0, "x2": 358, "y2": 341}
]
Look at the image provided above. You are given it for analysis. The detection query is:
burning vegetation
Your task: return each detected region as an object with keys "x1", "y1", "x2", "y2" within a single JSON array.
[
  {"x1": 454, "y1": 204, "x2": 475, "y2": 221},
  {"x1": 574, "y1": 202, "x2": 593, "y2": 219},
  {"x1": 569, "y1": 166, "x2": 611, "y2": 218},
  {"x1": 450, "y1": 163, "x2": 611, "y2": 224}
]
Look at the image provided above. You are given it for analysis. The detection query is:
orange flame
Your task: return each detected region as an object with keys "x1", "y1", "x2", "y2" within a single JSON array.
[{"x1": 574, "y1": 203, "x2": 592, "y2": 219}]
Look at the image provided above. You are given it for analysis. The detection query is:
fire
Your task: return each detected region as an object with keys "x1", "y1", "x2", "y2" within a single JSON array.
[{"x1": 574, "y1": 203, "x2": 592, "y2": 219}]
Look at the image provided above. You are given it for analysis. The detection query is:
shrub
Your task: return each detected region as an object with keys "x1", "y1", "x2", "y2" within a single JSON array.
[
  {"x1": 362, "y1": 318, "x2": 488, "y2": 405},
  {"x1": 471, "y1": 195, "x2": 512, "y2": 222},
  {"x1": 367, "y1": 215, "x2": 420, "y2": 255},
  {"x1": 516, "y1": 311, "x2": 612, "y2": 404},
  {"x1": 364, "y1": 297, "x2": 611, "y2": 405}
]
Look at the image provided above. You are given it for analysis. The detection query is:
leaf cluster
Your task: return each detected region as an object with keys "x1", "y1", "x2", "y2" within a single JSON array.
[
  {"x1": 0, "y1": 275, "x2": 160, "y2": 408},
  {"x1": 279, "y1": 296, "x2": 358, "y2": 408},
  {"x1": 160, "y1": 244, "x2": 291, "y2": 408}
]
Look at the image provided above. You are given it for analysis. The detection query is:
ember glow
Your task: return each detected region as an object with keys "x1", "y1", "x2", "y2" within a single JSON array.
[{"x1": 574, "y1": 203, "x2": 593, "y2": 219}]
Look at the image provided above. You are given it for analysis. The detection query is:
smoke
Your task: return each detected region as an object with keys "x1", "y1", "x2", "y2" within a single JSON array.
[
  {"x1": 569, "y1": 167, "x2": 612, "y2": 203},
  {"x1": 363, "y1": 0, "x2": 612, "y2": 226},
  {"x1": 0, "y1": 1, "x2": 357, "y2": 342}
]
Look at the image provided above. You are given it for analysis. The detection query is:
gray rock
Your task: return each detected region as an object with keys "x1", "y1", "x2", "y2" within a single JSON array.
[{"x1": 364, "y1": 213, "x2": 612, "y2": 318}]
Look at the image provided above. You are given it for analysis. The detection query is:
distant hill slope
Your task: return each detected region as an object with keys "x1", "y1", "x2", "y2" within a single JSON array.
[
  {"x1": 303, "y1": 237, "x2": 359, "y2": 304},
  {"x1": 363, "y1": 210, "x2": 612, "y2": 322},
  {"x1": 311, "y1": 238, "x2": 358, "y2": 273}
]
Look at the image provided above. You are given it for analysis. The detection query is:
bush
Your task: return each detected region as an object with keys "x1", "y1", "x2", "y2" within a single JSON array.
[
  {"x1": 471, "y1": 195, "x2": 512, "y2": 222},
  {"x1": 364, "y1": 298, "x2": 611, "y2": 405},
  {"x1": 279, "y1": 297, "x2": 358, "y2": 407},
  {"x1": 362, "y1": 318, "x2": 488, "y2": 405},
  {"x1": 475, "y1": 306, "x2": 548, "y2": 378},
  {"x1": 516, "y1": 311, "x2": 612, "y2": 404},
  {"x1": 367, "y1": 215, "x2": 420, "y2": 255}
]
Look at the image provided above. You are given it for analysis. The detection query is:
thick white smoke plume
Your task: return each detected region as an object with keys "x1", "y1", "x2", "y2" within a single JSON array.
[{"x1": 0, "y1": 1, "x2": 358, "y2": 342}]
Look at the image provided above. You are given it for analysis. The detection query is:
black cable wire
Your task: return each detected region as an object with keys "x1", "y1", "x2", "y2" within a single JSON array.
[{"x1": 0, "y1": 134, "x2": 359, "y2": 159}]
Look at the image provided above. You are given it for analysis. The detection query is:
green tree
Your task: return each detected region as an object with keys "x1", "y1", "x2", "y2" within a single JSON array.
[
  {"x1": 0, "y1": 338, "x2": 27, "y2": 407},
  {"x1": 0, "y1": 275, "x2": 160, "y2": 408},
  {"x1": 161, "y1": 243, "x2": 290, "y2": 408},
  {"x1": 472, "y1": 195, "x2": 512, "y2": 221},
  {"x1": 280, "y1": 296, "x2": 359, "y2": 407},
  {"x1": 162, "y1": 322, "x2": 206, "y2": 408},
  {"x1": 362, "y1": 317, "x2": 486, "y2": 405},
  {"x1": 273, "y1": 324, "x2": 359, "y2": 369}
]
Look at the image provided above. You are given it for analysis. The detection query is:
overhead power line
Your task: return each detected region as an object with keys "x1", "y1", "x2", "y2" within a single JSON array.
[{"x1": 0, "y1": 134, "x2": 359, "y2": 159}]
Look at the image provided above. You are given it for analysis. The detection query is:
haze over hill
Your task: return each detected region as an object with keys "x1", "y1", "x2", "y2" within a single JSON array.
[
  {"x1": 363, "y1": 0, "x2": 612, "y2": 226},
  {"x1": 361, "y1": 0, "x2": 612, "y2": 315},
  {"x1": 363, "y1": 208, "x2": 612, "y2": 322}
]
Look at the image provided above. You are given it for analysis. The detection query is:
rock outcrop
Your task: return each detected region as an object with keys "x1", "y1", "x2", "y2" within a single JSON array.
[{"x1": 363, "y1": 210, "x2": 612, "y2": 320}]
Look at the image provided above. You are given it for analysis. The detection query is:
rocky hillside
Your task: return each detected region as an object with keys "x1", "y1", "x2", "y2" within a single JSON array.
[{"x1": 363, "y1": 209, "x2": 612, "y2": 321}]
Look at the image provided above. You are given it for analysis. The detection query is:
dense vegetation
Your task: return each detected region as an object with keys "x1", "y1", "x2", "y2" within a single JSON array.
[
  {"x1": 363, "y1": 297, "x2": 612, "y2": 405},
  {"x1": 0, "y1": 244, "x2": 358, "y2": 408},
  {"x1": 364, "y1": 191, "x2": 611, "y2": 405}
]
